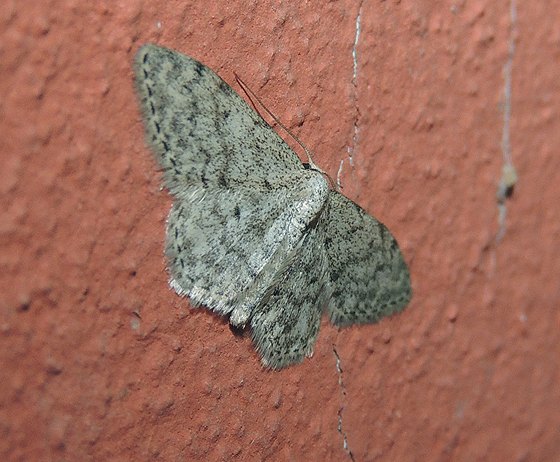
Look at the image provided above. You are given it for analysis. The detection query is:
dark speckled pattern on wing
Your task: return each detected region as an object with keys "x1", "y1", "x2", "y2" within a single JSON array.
[{"x1": 134, "y1": 44, "x2": 412, "y2": 369}]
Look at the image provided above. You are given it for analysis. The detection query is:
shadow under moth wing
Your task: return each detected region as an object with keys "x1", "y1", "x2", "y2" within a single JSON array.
[{"x1": 133, "y1": 44, "x2": 412, "y2": 369}]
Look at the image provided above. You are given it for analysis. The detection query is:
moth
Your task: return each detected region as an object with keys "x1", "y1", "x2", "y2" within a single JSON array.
[{"x1": 134, "y1": 44, "x2": 412, "y2": 369}]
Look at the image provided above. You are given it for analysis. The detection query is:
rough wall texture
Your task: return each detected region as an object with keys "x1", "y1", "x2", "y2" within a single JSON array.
[{"x1": 1, "y1": 0, "x2": 559, "y2": 461}]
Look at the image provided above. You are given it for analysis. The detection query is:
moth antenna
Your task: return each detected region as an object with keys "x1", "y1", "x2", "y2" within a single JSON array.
[{"x1": 234, "y1": 73, "x2": 336, "y2": 189}]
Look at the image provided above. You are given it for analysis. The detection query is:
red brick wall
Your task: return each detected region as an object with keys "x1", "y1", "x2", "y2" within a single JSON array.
[{"x1": 2, "y1": 1, "x2": 559, "y2": 460}]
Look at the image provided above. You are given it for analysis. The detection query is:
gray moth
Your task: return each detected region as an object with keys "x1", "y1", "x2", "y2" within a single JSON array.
[{"x1": 134, "y1": 44, "x2": 412, "y2": 369}]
